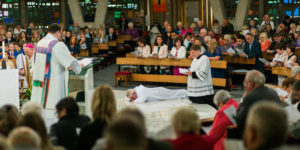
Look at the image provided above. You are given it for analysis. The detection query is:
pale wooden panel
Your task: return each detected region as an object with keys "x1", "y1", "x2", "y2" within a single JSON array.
[
  {"x1": 272, "y1": 67, "x2": 291, "y2": 77},
  {"x1": 99, "y1": 44, "x2": 109, "y2": 50},
  {"x1": 222, "y1": 55, "x2": 255, "y2": 65},
  {"x1": 117, "y1": 35, "x2": 132, "y2": 41},
  {"x1": 108, "y1": 41, "x2": 117, "y2": 47},
  {"x1": 131, "y1": 74, "x2": 226, "y2": 87},
  {"x1": 91, "y1": 44, "x2": 98, "y2": 54},
  {"x1": 116, "y1": 39, "x2": 124, "y2": 44},
  {"x1": 116, "y1": 57, "x2": 227, "y2": 69}
]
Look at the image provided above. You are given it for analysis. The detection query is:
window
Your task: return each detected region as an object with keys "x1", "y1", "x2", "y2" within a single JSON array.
[
  {"x1": 27, "y1": 0, "x2": 60, "y2": 26},
  {"x1": 0, "y1": 0, "x2": 19, "y2": 24}
]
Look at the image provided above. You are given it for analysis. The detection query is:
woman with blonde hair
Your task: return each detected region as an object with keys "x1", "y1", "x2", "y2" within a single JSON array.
[
  {"x1": 31, "y1": 30, "x2": 41, "y2": 43},
  {"x1": 76, "y1": 85, "x2": 116, "y2": 150},
  {"x1": 93, "y1": 28, "x2": 108, "y2": 44},
  {"x1": 250, "y1": 28, "x2": 259, "y2": 41},
  {"x1": 175, "y1": 21, "x2": 183, "y2": 35},
  {"x1": 204, "y1": 39, "x2": 225, "y2": 78},
  {"x1": 259, "y1": 32, "x2": 271, "y2": 52}
]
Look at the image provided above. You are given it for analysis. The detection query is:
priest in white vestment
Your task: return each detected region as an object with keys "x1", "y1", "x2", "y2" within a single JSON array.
[
  {"x1": 126, "y1": 85, "x2": 188, "y2": 103},
  {"x1": 186, "y1": 45, "x2": 215, "y2": 108},
  {"x1": 31, "y1": 24, "x2": 82, "y2": 117}
]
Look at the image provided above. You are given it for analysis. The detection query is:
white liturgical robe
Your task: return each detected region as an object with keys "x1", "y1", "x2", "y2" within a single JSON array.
[
  {"x1": 187, "y1": 54, "x2": 214, "y2": 97},
  {"x1": 129, "y1": 85, "x2": 188, "y2": 103},
  {"x1": 31, "y1": 34, "x2": 82, "y2": 111}
]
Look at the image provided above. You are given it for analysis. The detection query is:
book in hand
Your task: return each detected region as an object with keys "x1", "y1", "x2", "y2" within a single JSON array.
[
  {"x1": 236, "y1": 49, "x2": 245, "y2": 55},
  {"x1": 226, "y1": 47, "x2": 235, "y2": 54},
  {"x1": 179, "y1": 68, "x2": 189, "y2": 75},
  {"x1": 272, "y1": 57, "x2": 284, "y2": 63},
  {"x1": 167, "y1": 53, "x2": 175, "y2": 59},
  {"x1": 276, "y1": 88, "x2": 288, "y2": 97},
  {"x1": 287, "y1": 60, "x2": 293, "y2": 68},
  {"x1": 151, "y1": 53, "x2": 158, "y2": 58},
  {"x1": 223, "y1": 105, "x2": 237, "y2": 126},
  {"x1": 259, "y1": 58, "x2": 270, "y2": 64}
]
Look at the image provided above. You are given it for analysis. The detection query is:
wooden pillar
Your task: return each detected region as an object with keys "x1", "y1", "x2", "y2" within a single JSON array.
[
  {"x1": 259, "y1": 0, "x2": 264, "y2": 20},
  {"x1": 60, "y1": 0, "x2": 67, "y2": 28},
  {"x1": 20, "y1": 0, "x2": 27, "y2": 25}
]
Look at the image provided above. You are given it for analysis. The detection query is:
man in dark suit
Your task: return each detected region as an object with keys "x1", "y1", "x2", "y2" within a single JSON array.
[
  {"x1": 5, "y1": 31, "x2": 16, "y2": 44},
  {"x1": 235, "y1": 70, "x2": 281, "y2": 137},
  {"x1": 240, "y1": 33, "x2": 263, "y2": 72},
  {"x1": 108, "y1": 27, "x2": 117, "y2": 41}
]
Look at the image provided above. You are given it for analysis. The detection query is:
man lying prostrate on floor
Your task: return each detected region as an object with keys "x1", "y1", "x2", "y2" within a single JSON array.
[{"x1": 126, "y1": 85, "x2": 188, "y2": 103}]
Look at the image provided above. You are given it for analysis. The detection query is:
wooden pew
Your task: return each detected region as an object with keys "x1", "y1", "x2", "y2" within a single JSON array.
[
  {"x1": 117, "y1": 35, "x2": 132, "y2": 44},
  {"x1": 91, "y1": 44, "x2": 99, "y2": 54},
  {"x1": 262, "y1": 52, "x2": 275, "y2": 61},
  {"x1": 108, "y1": 41, "x2": 117, "y2": 47},
  {"x1": 296, "y1": 47, "x2": 300, "y2": 57},
  {"x1": 116, "y1": 57, "x2": 227, "y2": 87},
  {"x1": 222, "y1": 55, "x2": 255, "y2": 65},
  {"x1": 92, "y1": 44, "x2": 109, "y2": 54},
  {"x1": 272, "y1": 67, "x2": 291, "y2": 77}
]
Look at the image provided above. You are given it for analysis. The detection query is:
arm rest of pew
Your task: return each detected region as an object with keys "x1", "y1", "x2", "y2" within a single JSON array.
[{"x1": 272, "y1": 67, "x2": 291, "y2": 77}]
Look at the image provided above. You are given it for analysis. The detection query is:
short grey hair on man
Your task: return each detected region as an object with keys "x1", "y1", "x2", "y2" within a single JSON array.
[
  {"x1": 291, "y1": 66, "x2": 300, "y2": 76},
  {"x1": 245, "y1": 101, "x2": 287, "y2": 149},
  {"x1": 21, "y1": 101, "x2": 42, "y2": 116},
  {"x1": 213, "y1": 90, "x2": 232, "y2": 106},
  {"x1": 246, "y1": 70, "x2": 265, "y2": 86},
  {"x1": 223, "y1": 34, "x2": 231, "y2": 43},
  {"x1": 8, "y1": 127, "x2": 41, "y2": 148},
  {"x1": 126, "y1": 89, "x2": 135, "y2": 99},
  {"x1": 200, "y1": 28, "x2": 207, "y2": 34}
]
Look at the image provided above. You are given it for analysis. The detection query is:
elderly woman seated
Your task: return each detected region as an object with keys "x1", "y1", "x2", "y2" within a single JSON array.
[
  {"x1": 208, "y1": 90, "x2": 239, "y2": 150},
  {"x1": 166, "y1": 107, "x2": 214, "y2": 150}
]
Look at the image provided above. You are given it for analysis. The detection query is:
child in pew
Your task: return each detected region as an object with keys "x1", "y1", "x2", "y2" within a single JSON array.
[
  {"x1": 0, "y1": 51, "x2": 16, "y2": 69},
  {"x1": 15, "y1": 42, "x2": 24, "y2": 55},
  {"x1": 265, "y1": 43, "x2": 288, "y2": 86},
  {"x1": 7, "y1": 43, "x2": 18, "y2": 59}
]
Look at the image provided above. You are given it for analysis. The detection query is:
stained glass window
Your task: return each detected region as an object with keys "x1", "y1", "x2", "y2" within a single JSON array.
[
  {"x1": 27, "y1": 0, "x2": 60, "y2": 26},
  {"x1": 0, "y1": 0, "x2": 19, "y2": 24}
]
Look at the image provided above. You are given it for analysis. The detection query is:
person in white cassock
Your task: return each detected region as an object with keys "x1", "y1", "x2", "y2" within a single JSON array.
[
  {"x1": 126, "y1": 85, "x2": 188, "y2": 103},
  {"x1": 186, "y1": 44, "x2": 215, "y2": 108},
  {"x1": 31, "y1": 24, "x2": 82, "y2": 117}
]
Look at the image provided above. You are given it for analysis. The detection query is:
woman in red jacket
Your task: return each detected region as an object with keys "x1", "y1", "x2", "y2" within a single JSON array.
[
  {"x1": 166, "y1": 107, "x2": 214, "y2": 150},
  {"x1": 209, "y1": 90, "x2": 239, "y2": 150}
]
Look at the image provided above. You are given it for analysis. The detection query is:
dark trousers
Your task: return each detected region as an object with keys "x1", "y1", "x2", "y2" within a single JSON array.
[{"x1": 189, "y1": 95, "x2": 217, "y2": 109}]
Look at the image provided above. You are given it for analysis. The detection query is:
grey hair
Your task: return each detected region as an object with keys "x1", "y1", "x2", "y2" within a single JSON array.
[
  {"x1": 213, "y1": 90, "x2": 232, "y2": 106},
  {"x1": 223, "y1": 34, "x2": 231, "y2": 43},
  {"x1": 21, "y1": 101, "x2": 42, "y2": 116},
  {"x1": 245, "y1": 101, "x2": 287, "y2": 149},
  {"x1": 291, "y1": 66, "x2": 300, "y2": 76},
  {"x1": 126, "y1": 89, "x2": 135, "y2": 99},
  {"x1": 128, "y1": 22, "x2": 134, "y2": 28},
  {"x1": 200, "y1": 28, "x2": 207, "y2": 34},
  {"x1": 246, "y1": 70, "x2": 265, "y2": 86}
]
